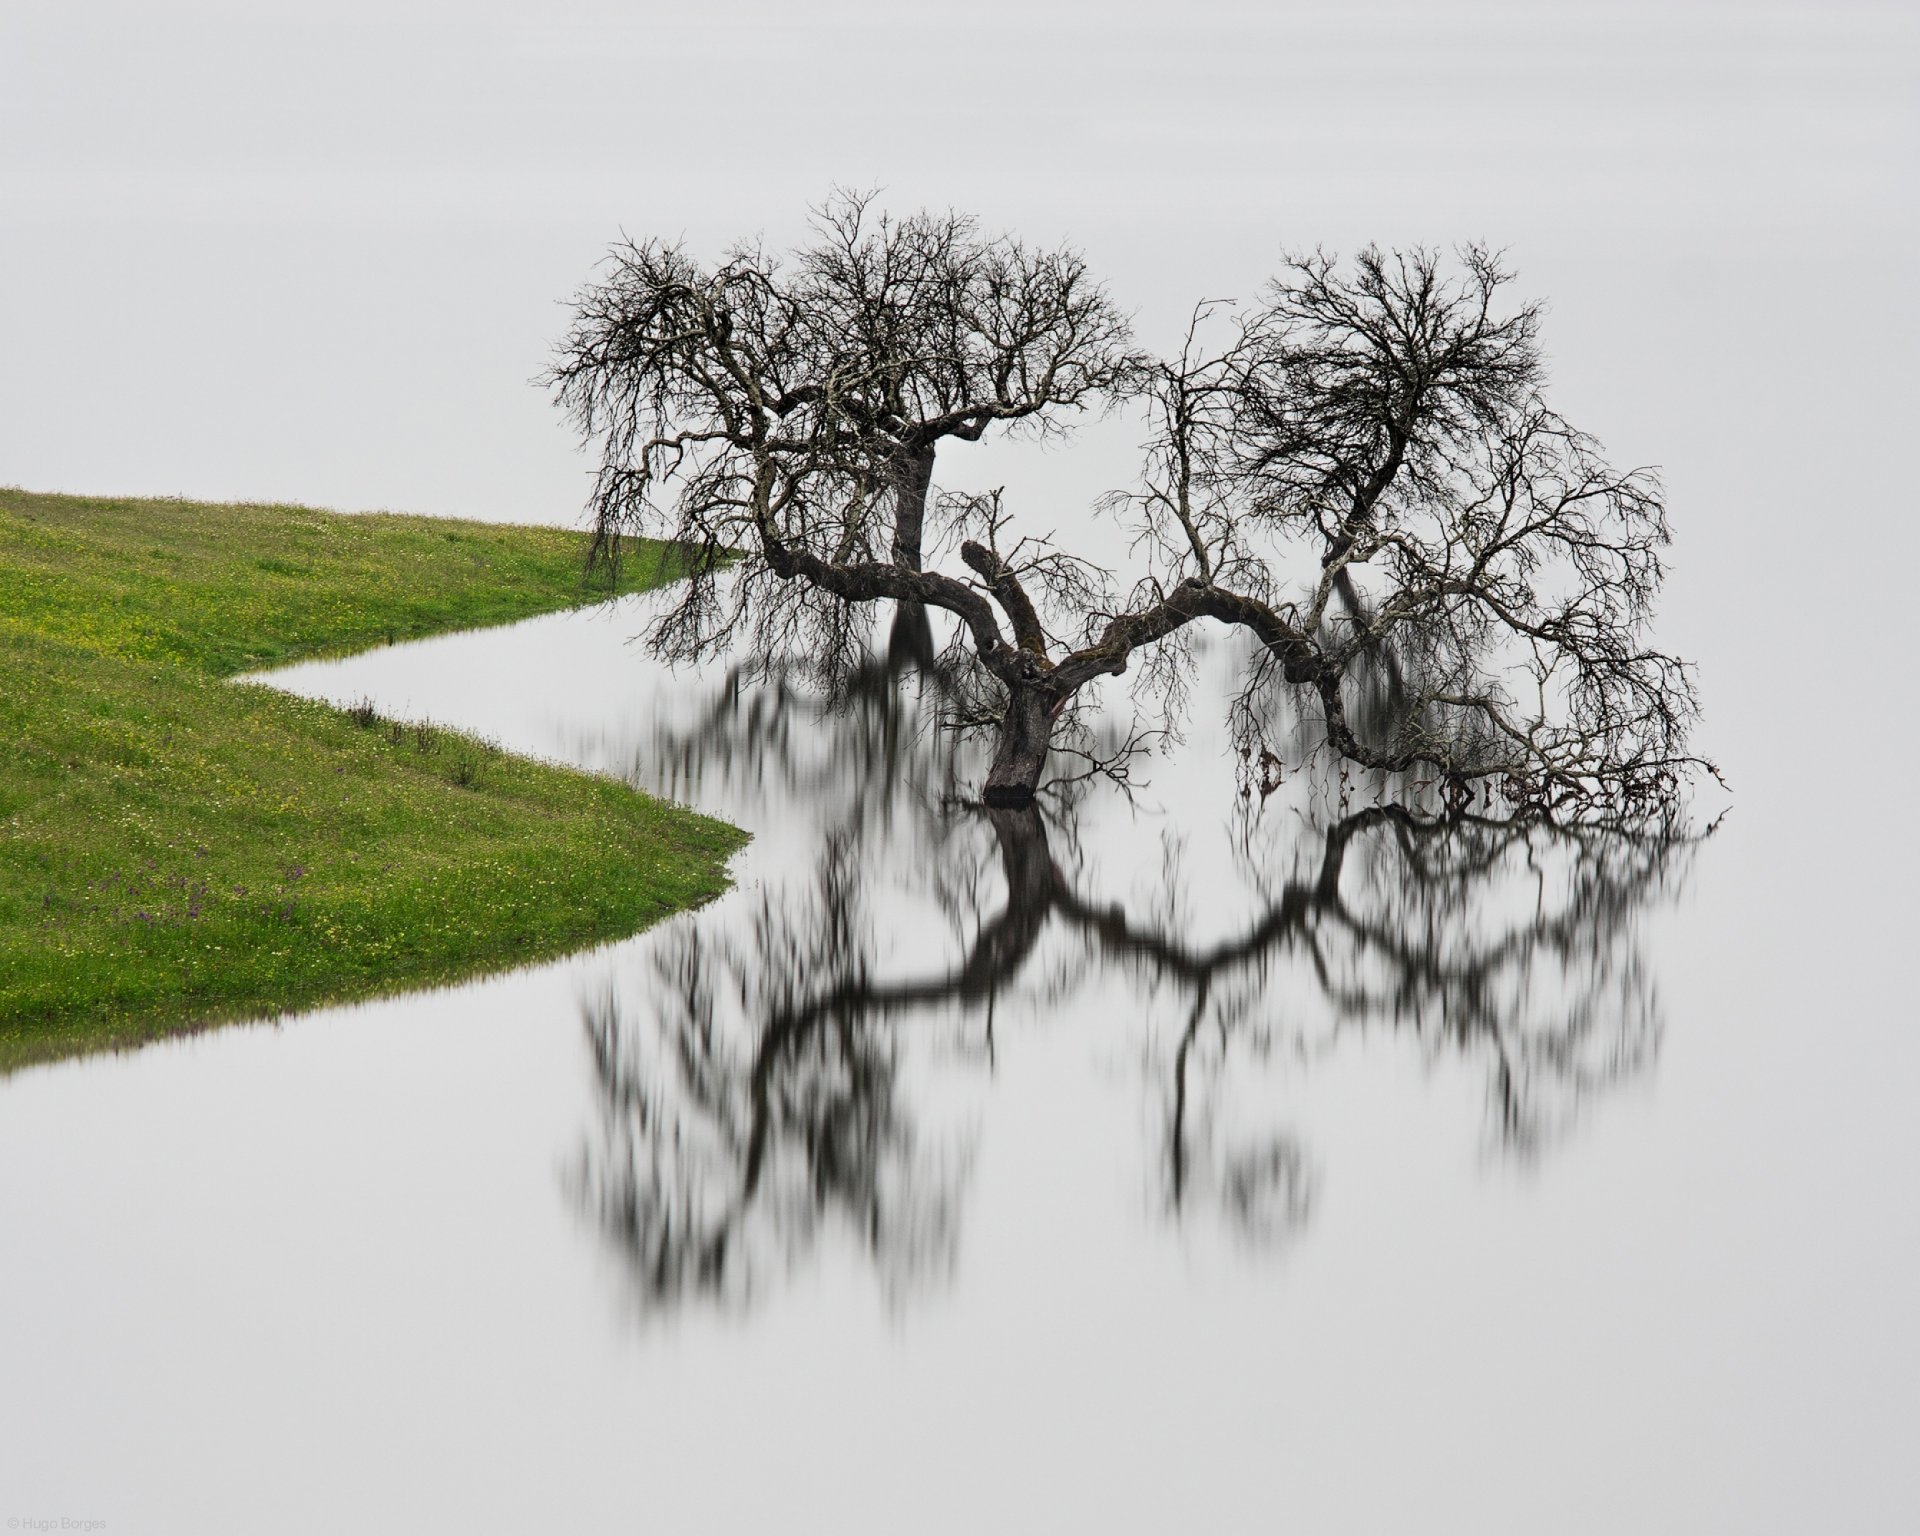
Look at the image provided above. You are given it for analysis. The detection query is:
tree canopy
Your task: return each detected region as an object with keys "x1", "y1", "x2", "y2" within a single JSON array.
[{"x1": 550, "y1": 194, "x2": 1712, "y2": 817}]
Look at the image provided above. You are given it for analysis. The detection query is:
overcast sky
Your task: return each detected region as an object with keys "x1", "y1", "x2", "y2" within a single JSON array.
[{"x1": 3, "y1": 0, "x2": 1914, "y2": 521}]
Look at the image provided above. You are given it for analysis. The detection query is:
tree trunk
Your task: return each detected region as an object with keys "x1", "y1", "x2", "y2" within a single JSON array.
[
  {"x1": 982, "y1": 684, "x2": 1059, "y2": 806},
  {"x1": 886, "y1": 443, "x2": 940, "y2": 668},
  {"x1": 890, "y1": 443, "x2": 937, "y2": 571}
]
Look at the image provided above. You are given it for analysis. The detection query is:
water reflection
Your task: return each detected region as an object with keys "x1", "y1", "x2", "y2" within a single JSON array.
[{"x1": 572, "y1": 647, "x2": 1701, "y2": 1313}]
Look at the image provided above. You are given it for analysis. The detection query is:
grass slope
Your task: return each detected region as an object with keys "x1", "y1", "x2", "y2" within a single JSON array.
[{"x1": 0, "y1": 488, "x2": 745, "y2": 1070}]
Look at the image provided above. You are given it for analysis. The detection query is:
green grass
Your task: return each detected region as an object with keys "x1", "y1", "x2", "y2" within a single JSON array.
[{"x1": 0, "y1": 488, "x2": 747, "y2": 1071}]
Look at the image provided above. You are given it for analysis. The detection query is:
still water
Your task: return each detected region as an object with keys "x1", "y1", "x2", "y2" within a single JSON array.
[
  {"x1": 4, "y1": 582, "x2": 1915, "y2": 1534},
  {"x1": 3, "y1": 0, "x2": 1915, "y2": 1524}
]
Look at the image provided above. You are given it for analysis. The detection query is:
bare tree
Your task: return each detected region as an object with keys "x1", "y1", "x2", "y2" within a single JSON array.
[
  {"x1": 551, "y1": 198, "x2": 1713, "y2": 812},
  {"x1": 549, "y1": 191, "x2": 1130, "y2": 670}
]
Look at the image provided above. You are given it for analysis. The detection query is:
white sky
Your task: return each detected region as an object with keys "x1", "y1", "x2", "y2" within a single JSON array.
[{"x1": 2, "y1": 0, "x2": 1913, "y2": 520}]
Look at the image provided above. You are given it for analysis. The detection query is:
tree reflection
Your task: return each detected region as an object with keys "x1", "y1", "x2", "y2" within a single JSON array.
[
  {"x1": 575, "y1": 833, "x2": 973, "y2": 1310},
  {"x1": 571, "y1": 659, "x2": 1701, "y2": 1313}
]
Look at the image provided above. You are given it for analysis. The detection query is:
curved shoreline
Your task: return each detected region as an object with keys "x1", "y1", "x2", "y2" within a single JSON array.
[{"x1": 0, "y1": 488, "x2": 746, "y2": 1071}]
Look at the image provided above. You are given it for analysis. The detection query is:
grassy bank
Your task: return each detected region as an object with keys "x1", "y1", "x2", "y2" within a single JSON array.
[{"x1": 0, "y1": 488, "x2": 746, "y2": 1071}]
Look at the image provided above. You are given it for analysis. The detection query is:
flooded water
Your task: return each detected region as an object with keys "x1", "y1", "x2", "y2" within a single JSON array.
[
  {"x1": 5, "y1": 2, "x2": 1917, "y2": 1529},
  {"x1": 4, "y1": 566, "x2": 1917, "y2": 1532}
]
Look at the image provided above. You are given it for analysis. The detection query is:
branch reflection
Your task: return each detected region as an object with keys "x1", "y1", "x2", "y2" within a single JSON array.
[{"x1": 571, "y1": 657, "x2": 1700, "y2": 1314}]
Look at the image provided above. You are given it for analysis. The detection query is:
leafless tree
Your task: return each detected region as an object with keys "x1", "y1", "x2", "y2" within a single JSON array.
[
  {"x1": 551, "y1": 197, "x2": 1714, "y2": 812},
  {"x1": 549, "y1": 191, "x2": 1129, "y2": 670}
]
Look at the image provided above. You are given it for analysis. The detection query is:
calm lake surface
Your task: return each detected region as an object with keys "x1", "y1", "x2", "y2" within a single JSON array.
[
  {"x1": 4, "y1": 559, "x2": 1917, "y2": 1532},
  {"x1": 5, "y1": 0, "x2": 1915, "y2": 1526}
]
